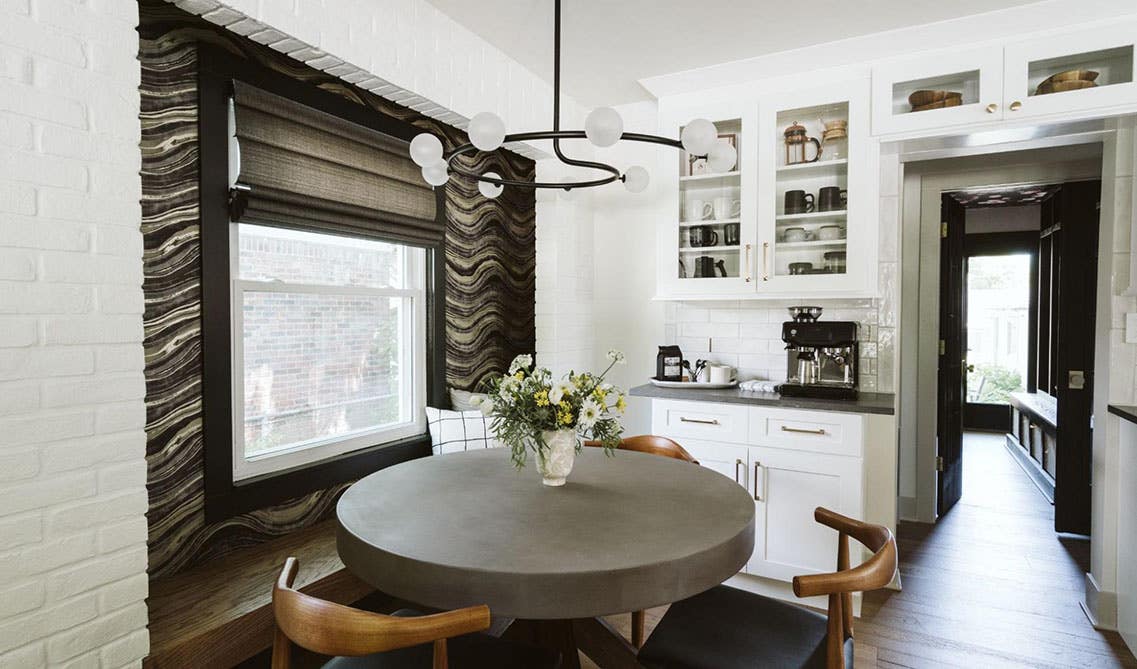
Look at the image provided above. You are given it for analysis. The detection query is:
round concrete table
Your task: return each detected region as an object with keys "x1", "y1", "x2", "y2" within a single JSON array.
[{"x1": 337, "y1": 448, "x2": 754, "y2": 668}]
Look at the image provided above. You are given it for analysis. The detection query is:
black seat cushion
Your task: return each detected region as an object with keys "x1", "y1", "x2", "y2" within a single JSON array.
[
  {"x1": 321, "y1": 609, "x2": 560, "y2": 669},
  {"x1": 638, "y1": 585, "x2": 853, "y2": 669}
]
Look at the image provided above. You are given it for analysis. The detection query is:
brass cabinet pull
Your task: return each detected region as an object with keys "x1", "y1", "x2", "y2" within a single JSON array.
[
  {"x1": 753, "y1": 461, "x2": 763, "y2": 501},
  {"x1": 781, "y1": 425, "x2": 827, "y2": 435},
  {"x1": 1009, "y1": 100, "x2": 1022, "y2": 112},
  {"x1": 734, "y1": 458, "x2": 743, "y2": 484},
  {"x1": 680, "y1": 417, "x2": 719, "y2": 425},
  {"x1": 744, "y1": 243, "x2": 752, "y2": 283},
  {"x1": 985, "y1": 102, "x2": 998, "y2": 114},
  {"x1": 761, "y1": 242, "x2": 769, "y2": 282}
]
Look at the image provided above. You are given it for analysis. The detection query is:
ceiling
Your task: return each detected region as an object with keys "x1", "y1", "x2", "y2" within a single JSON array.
[
  {"x1": 425, "y1": 0, "x2": 1042, "y2": 107},
  {"x1": 950, "y1": 184, "x2": 1061, "y2": 207}
]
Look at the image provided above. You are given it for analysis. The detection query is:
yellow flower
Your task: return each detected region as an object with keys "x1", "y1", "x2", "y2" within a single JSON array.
[
  {"x1": 559, "y1": 400, "x2": 570, "y2": 412},
  {"x1": 534, "y1": 390, "x2": 549, "y2": 407},
  {"x1": 514, "y1": 371, "x2": 524, "y2": 380},
  {"x1": 559, "y1": 409, "x2": 574, "y2": 426},
  {"x1": 616, "y1": 396, "x2": 627, "y2": 414},
  {"x1": 592, "y1": 387, "x2": 608, "y2": 402}
]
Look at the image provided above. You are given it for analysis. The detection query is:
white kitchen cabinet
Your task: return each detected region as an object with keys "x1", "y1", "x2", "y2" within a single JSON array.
[
  {"x1": 746, "y1": 445, "x2": 863, "y2": 581},
  {"x1": 651, "y1": 398, "x2": 865, "y2": 584},
  {"x1": 657, "y1": 97, "x2": 759, "y2": 296},
  {"x1": 872, "y1": 18, "x2": 1137, "y2": 136},
  {"x1": 757, "y1": 81, "x2": 878, "y2": 298}
]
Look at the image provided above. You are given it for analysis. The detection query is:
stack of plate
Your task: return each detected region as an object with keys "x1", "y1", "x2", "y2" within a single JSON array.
[
  {"x1": 909, "y1": 89, "x2": 963, "y2": 112},
  {"x1": 1035, "y1": 69, "x2": 1098, "y2": 95}
]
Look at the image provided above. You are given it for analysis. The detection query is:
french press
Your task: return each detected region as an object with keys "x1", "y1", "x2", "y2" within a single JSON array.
[{"x1": 784, "y1": 121, "x2": 822, "y2": 165}]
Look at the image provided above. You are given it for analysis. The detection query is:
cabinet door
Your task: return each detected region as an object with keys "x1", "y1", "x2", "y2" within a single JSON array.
[
  {"x1": 1003, "y1": 20, "x2": 1137, "y2": 120},
  {"x1": 746, "y1": 446, "x2": 863, "y2": 582},
  {"x1": 657, "y1": 97, "x2": 759, "y2": 297},
  {"x1": 756, "y1": 80, "x2": 878, "y2": 298},
  {"x1": 871, "y1": 44, "x2": 1004, "y2": 136},
  {"x1": 675, "y1": 438, "x2": 749, "y2": 489}
]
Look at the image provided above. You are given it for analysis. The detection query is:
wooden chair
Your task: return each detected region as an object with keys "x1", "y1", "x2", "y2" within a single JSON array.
[
  {"x1": 271, "y1": 557, "x2": 561, "y2": 669},
  {"x1": 584, "y1": 435, "x2": 697, "y2": 648},
  {"x1": 637, "y1": 507, "x2": 898, "y2": 669}
]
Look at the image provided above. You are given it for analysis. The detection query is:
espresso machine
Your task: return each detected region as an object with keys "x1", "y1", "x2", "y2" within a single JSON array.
[{"x1": 778, "y1": 307, "x2": 859, "y2": 400}]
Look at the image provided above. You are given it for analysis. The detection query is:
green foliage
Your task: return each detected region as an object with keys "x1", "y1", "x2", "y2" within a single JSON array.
[
  {"x1": 478, "y1": 351, "x2": 628, "y2": 468},
  {"x1": 969, "y1": 363, "x2": 1023, "y2": 404}
]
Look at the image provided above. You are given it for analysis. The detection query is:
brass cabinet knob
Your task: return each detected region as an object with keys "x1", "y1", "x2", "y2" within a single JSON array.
[
  {"x1": 986, "y1": 103, "x2": 998, "y2": 114},
  {"x1": 1009, "y1": 100, "x2": 1023, "y2": 112}
]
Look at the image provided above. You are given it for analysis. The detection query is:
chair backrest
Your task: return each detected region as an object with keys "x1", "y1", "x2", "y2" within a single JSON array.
[
  {"x1": 584, "y1": 435, "x2": 699, "y2": 464},
  {"x1": 271, "y1": 557, "x2": 490, "y2": 669},
  {"x1": 791, "y1": 508, "x2": 898, "y2": 669}
]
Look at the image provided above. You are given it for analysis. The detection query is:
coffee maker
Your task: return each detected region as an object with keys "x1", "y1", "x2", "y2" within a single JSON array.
[{"x1": 778, "y1": 307, "x2": 859, "y2": 400}]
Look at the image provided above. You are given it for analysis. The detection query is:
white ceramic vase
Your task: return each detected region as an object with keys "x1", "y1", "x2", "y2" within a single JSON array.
[{"x1": 536, "y1": 429, "x2": 577, "y2": 487}]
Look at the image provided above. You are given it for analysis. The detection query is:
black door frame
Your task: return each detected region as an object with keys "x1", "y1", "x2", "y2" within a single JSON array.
[
  {"x1": 937, "y1": 194, "x2": 967, "y2": 517},
  {"x1": 961, "y1": 231, "x2": 1040, "y2": 432}
]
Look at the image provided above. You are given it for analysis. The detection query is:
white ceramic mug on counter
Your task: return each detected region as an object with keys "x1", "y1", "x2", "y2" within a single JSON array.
[{"x1": 708, "y1": 364, "x2": 737, "y2": 384}]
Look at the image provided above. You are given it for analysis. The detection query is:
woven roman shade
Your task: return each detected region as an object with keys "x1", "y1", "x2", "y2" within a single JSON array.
[{"x1": 231, "y1": 80, "x2": 440, "y2": 245}]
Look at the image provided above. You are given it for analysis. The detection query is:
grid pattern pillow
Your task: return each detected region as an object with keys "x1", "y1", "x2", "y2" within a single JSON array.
[{"x1": 425, "y1": 407, "x2": 502, "y2": 455}]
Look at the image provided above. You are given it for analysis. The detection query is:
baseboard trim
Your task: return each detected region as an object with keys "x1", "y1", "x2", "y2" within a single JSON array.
[
  {"x1": 897, "y1": 495, "x2": 918, "y2": 522},
  {"x1": 1084, "y1": 571, "x2": 1118, "y2": 630},
  {"x1": 725, "y1": 573, "x2": 864, "y2": 617},
  {"x1": 1003, "y1": 432, "x2": 1055, "y2": 503}
]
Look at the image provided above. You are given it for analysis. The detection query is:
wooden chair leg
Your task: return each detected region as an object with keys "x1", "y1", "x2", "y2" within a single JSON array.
[
  {"x1": 631, "y1": 610, "x2": 645, "y2": 648},
  {"x1": 432, "y1": 639, "x2": 448, "y2": 669}
]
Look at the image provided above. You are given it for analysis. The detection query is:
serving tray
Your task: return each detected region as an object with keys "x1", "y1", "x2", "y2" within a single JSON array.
[{"x1": 649, "y1": 378, "x2": 739, "y2": 389}]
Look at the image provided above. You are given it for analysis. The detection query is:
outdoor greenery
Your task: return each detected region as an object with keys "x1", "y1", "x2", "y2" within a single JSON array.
[
  {"x1": 969, "y1": 363, "x2": 1024, "y2": 404},
  {"x1": 477, "y1": 351, "x2": 628, "y2": 468}
]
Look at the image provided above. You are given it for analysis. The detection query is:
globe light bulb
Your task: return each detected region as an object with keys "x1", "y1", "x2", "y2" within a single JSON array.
[
  {"x1": 422, "y1": 161, "x2": 450, "y2": 187},
  {"x1": 468, "y1": 111, "x2": 506, "y2": 151},
  {"x1": 707, "y1": 141, "x2": 737, "y2": 173},
  {"x1": 479, "y1": 171, "x2": 504, "y2": 199},
  {"x1": 409, "y1": 133, "x2": 443, "y2": 167},
  {"x1": 623, "y1": 165, "x2": 649, "y2": 193},
  {"x1": 681, "y1": 118, "x2": 718, "y2": 156},
  {"x1": 584, "y1": 106, "x2": 624, "y2": 148}
]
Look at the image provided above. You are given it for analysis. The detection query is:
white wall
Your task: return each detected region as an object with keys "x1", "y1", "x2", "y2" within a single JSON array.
[
  {"x1": 965, "y1": 205, "x2": 1041, "y2": 234},
  {"x1": 0, "y1": 1, "x2": 149, "y2": 667}
]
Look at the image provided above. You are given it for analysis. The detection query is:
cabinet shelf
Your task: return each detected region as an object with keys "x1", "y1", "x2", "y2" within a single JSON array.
[
  {"x1": 776, "y1": 240, "x2": 847, "y2": 250},
  {"x1": 680, "y1": 171, "x2": 741, "y2": 188},
  {"x1": 679, "y1": 218, "x2": 740, "y2": 228},
  {"x1": 775, "y1": 211, "x2": 847, "y2": 223},
  {"x1": 678, "y1": 246, "x2": 741, "y2": 253},
  {"x1": 776, "y1": 159, "x2": 848, "y2": 180}
]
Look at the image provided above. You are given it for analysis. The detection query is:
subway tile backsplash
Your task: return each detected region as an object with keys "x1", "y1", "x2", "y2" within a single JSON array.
[{"x1": 665, "y1": 299, "x2": 896, "y2": 393}]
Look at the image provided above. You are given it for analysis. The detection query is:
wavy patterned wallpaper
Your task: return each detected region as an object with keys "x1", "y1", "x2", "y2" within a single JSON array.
[{"x1": 139, "y1": 0, "x2": 535, "y2": 578}]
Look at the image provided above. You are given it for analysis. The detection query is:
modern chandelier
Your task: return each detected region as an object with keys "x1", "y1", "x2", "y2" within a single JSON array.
[{"x1": 407, "y1": 0, "x2": 736, "y2": 198}]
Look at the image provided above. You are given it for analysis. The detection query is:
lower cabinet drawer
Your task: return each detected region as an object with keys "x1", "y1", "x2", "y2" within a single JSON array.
[
  {"x1": 748, "y1": 407, "x2": 863, "y2": 457},
  {"x1": 651, "y1": 400, "x2": 749, "y2": 445},
  {"x1": 665, "y1": 438, "x2": 749, "y2": 489}
]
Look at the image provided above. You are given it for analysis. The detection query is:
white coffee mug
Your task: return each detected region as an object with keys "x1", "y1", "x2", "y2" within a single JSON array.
[
  {"x1": 713, "y1": 197, "x2": 741, "y2": 220},
  {"x1": 708, "y1": 364, "x2": 737, "y2": 384},
  {"x1": 684, "y1": 199, "x2": 713, "y2": 222}
]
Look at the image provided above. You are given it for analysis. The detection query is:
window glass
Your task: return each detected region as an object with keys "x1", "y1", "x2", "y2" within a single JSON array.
[{"x1": 966, "y1": 254, "x2": 1031, "y2": 405}]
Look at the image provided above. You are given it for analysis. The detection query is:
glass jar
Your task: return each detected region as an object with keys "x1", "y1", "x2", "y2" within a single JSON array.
[
  {"x1": 824, "y1": 251, "x2": 847, "y2": 274},
  {"x1": 821, "y1": 119, "x2": 848, "y2": 161}
]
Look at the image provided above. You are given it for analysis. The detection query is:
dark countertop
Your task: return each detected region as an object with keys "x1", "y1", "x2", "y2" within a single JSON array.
[
  {"x1": 629, "y1": 384, "x2": 895, "y2": 416},
  {"x1": 1109, "y1": 405, "x2": 1137, "y2": 425}
]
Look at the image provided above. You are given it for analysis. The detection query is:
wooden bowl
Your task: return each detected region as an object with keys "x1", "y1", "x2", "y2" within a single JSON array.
[
  {"x1": 1036, "y1": 79, "x2": 1097, "y2": 95},
  {"x1": 1039, "y1": 69, "x2": 1099, "y2": 87},
  {"x1": 911, "y1": 97, "x2": 964, "y2": 112},
  {"x1": 908, "y1": 89, "x2": 963, "y2": 107}
]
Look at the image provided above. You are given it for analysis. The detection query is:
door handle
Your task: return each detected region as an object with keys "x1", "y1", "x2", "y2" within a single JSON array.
[
  {"x1": 986, "y1": 103, "x2": 998, "y2": 114},
  {"x1": 762, "y1": 242, "x2": 769, "y2": 282},
  {"x1": 753, "y1": 461, "x2": 763, "y2": 501},
  {"x1": 780, "y1": 425, "x2": 826, "y2": 436},
  {"x1": 744, "y1": 243, "x2": 752, "y2": 283},
  {"x1": 679, "y1": 417, "x2": 719, "y2": 425},
  {"x1": 1009, "y1": 100, "x2": 1022, "y2": 112},
  {"x1": 734, "y1": 458, "x2": 743, "y2": 485}
]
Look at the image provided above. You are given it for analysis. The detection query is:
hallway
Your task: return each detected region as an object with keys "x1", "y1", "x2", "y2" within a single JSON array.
[{"x1": 855, "y1": 431, "x2": 1135, "y2": 667}]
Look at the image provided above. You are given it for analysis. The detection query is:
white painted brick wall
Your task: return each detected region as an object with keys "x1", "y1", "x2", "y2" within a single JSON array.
[{"x1": 0, "y1": 0, "x2": 148, "y2": 667}]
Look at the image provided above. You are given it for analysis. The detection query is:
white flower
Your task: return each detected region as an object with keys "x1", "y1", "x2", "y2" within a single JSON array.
[
  {"x1": 469, "y1": 395, "x2": 483, "y2": 408},
  {"x1": 579, "y1": 398, "x2": 601, "y2": 429},
  {"x1": 606, "y1": 349, "x2": 626, "y2": 365},
  {"x1": 548, "y1": 381, "x2": 572, "y2": 405},
  {"x1": 480, "y1": 399, "x2": 494, "y2": 416},
  {"x1": 499, "y1": 376, "x2": 520, "y2": 399},
  {"x1": 509, "y1": 354, "x2": 533, "y2": 374}
]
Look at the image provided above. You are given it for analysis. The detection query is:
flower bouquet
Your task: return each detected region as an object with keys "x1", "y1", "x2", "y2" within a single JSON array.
[{"x1": 474, "y1": 350, "x2": 628, "y2": 486}]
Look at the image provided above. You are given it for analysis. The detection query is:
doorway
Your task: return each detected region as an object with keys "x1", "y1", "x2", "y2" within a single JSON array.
[{"x1": 935, "y1": 180, "x2": 1101, "y2": 533}]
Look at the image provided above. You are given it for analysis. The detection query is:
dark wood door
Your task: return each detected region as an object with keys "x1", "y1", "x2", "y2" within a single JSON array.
[
  {"x1": 937, "y1": 194, "x2": 967, "y2": 517},
  {"x1": 1053, "y1": 181, "x2": 1099, "y2": 535}
]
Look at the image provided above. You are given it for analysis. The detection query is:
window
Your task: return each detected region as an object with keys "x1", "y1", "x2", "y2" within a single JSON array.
[{"x1": 231, "y1": 224, "x2": 427, "y2": 480}]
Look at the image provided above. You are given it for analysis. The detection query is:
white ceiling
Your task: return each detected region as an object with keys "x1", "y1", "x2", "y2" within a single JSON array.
[{"x1": 425, "y1": 0, "x2": 1043, "y2": 107}]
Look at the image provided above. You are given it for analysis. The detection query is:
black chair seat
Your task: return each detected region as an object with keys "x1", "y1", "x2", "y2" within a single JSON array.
[
  {"x1": 323, "y1": 609, "x2": 560, "y2": 669},
  {"x1": 638, "y1": 585, "x2": 853, "y2": 669}
]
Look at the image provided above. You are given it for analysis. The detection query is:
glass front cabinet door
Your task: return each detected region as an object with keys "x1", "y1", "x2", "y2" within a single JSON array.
[
  {"x1": 1003, "y1": 20, "x2": 1137, "y2": 120},
  {"x1": 756, "y1": 81, "x2": 877, "y2": 297},
  {"x1": 657, "y1": 98, "x2": 758, "y2": 297}
]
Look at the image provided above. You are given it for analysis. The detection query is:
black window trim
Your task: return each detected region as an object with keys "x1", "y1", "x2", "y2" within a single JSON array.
[{"x1": 198, "y1": 44, "x2": 446, "y2": 523}]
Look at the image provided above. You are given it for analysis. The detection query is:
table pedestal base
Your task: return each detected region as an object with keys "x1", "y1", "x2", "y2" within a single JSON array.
[{"x1": 502, "y1": 616, "x2": 645, "y2": 669}]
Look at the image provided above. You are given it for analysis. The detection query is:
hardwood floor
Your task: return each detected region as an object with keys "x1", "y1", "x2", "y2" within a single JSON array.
[{"x1": 591, "y1": 431, "x2": 1137, "y2": 668}]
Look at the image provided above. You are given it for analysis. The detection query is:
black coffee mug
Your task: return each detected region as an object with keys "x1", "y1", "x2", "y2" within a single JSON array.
[
  {"x1": 688, "y1": 225, "x2": 719, "y2": 247},
  {"x1": 818, "y1": 186, "x2": 848, "y2": 212},
  {"x1": 694, "y1": 256, "x2": 716, "y2": 278},
  {"x1": 723, "y1": 222, "x2": 740, "y2": 246},
  {"x1": 784, "y1": 190, "x2": 815, "y2": 214}
]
